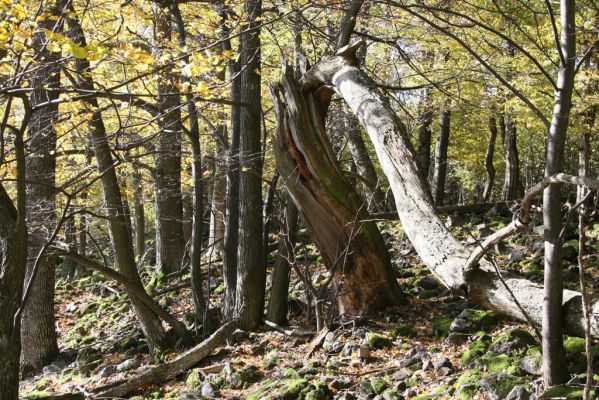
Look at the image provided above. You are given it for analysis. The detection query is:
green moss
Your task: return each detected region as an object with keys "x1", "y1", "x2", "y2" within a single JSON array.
[
  {"x1": 365, "y1": 333, "x2": 393, "y2": 350},
  {"x1": 214, "y1": 284, "x2": 225, "y2": 295},
  {"x1": 432, "y1": 316, "x2": 453, "y2": 337},
  {"x1": 564, "y1": 337, "x2": 586, "y2": 354},
  {"x1": 412, "y1": 385, "x2": 452, "y2": 400},
  {"x1": 282, "y1": 368, "x2": 300, "y2": 379},
  {"x1": 280, "y1": 379, "x2": 309, "y2": 400},
  {"x1": 382, "y1": 388, "x2": 402, "y2": 399},
  {"x1": 246, "y1": 379, "x2": 278, "y2": 400},
  {"x1": 461, "y1": 337, "x2": 491, "y2": 366},
  {"x1": 185, "y1": 369, "x2": 202, "y2": 388},
  {"x1": 493, "y1": 328, "x2": 536, "y2": 347},
  {"x1": 483, "y1": 374, "x2": 525, "y2": 399},
  {"x1": 371, "y1": 378, "x2": 389, "y2": 394},
  {"x1": 35, "y1": 378, "x2": 51, "y2": 390},
  {"x1": 540, "y1": 386, "x2": 593, "y2": 400},
  {"x1": 22, "y1": 391, "x2": 53, "y2": 399},
  {"x1": 456, "y1": 370, "x2": 482, "y2": 400},
  {"x1": 390, "y1": 323, "x2": 415, "y2": 339},
  {"x1": 482, "y1": 353, "x2": 512, "y2": 373},
  {"x1": 305, "y1": 381, "x2": 334, "y2": 400}
]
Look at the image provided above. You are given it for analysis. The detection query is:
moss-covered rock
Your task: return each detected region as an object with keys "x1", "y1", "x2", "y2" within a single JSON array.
[
  {"x1": 391, "y1": 323, "x2": 415, "y2": 339},
  {"x1": 280, "y1": 379, "x2": 310, "y2": 400},
  {"x1": 450, "y1": 309, "x2": 499, "y2": 334},
  {"x1": 479, "y1": 373, "x2": 524, "y2": 400},
  {"x1": 461, "y1": 336, "x2": 491, "y2": 366},
  {"x1": 539, "y1": 385, "x2": 596, "y2": 400},
  {"x1": 432, "y1": 317, "x2": 453, "y2": 337},
  {"x1": 412, "y1": 385, "x2": 452, "y2": 400},
  {"x1": 477, "y1": 353, "x2": 513, "y2": 373},
  {"x1": 564, "y1": 337, "x2": 586, "y2": 354},
  {"x1": 456, "y1": 370, "x2": 482, "y2": 400},
  {"x1": 371, "y1": 378, "x2": 389, "y2": 395},
  {"x1": 382, "y1": 388, "x2": 403, "y2": 400},
  {"x1": 365, "y1": 333, "x2": 393, "y2": 350},
  {"x1": 489, "y1": 328, "x2": 537, "y2": 355},
  {"x1": 185, "y1": 369, "x2": 202, "y2": 388}
]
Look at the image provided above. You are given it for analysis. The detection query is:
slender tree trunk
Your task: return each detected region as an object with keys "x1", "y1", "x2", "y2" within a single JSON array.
[
  {"x1": 132, "y1": 167, "x2": 145, "y2": 260},
  {"x1": 266, "y1": 198, "x2": 299, "y2": 326},
  {"x1": 66, "y1": 10, "x2": 173, "y2": 352},
  {"x1": 235, "y1": 0, "x2": 265, "y2": 330},
  {"x1": 170, "y1": 2, "x2": 212, "y2": 330},
  {"x1": 502, "y1": 114, "x2": 522, "y2": 200},
  {"x1": 220, "y1": 5, "x2": 241, "y2": 321},
  {"x1": 482, "y1": 114, "x2": 498, "y2": 202},
  {"x1": 543, "y1": 0, "x2": 576, "y2": 386},
  {"x1": 432, "y1": 109, "x2": 450, "y2": 206},
  {"x1": 0, "y1": 116, "x2": 28, "y2": 400},
  {"x1": 345, "y1": 111, "x2": 386, "y2": 211},
  {"x1": 263, "y1": 173, "x2": 279, "y2": 271},
  {"x1": 64, "y1": 215, "x2": 77, "y2": 280},
  {"x1": 416, "y1": 91, "x2": 434, "y2": 179},
  {"x1": 208, "y1": 145, "x2": 226, "y2": 257},
  {"x1": 153, "y1": 7, "x2": 185, "y2": 275},
  {"x1": 20, "y1": 0, "x2": 66, "y2": 371}
]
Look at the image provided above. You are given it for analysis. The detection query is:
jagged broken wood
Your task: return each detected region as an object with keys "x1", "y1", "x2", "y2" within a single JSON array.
[
  {"x1": 285, "y1": 40, "x2": 599, "y2": 338},
  {"x1": 270, "y1": 62, "x2": 406, "y2": 315},
  {"x1": 93, "y1": 321, "x2": 236, "y2": 399}
]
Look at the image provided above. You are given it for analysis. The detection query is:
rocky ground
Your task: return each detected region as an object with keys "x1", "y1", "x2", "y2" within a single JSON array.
[{"x1": 18, "y1": 215, "x2": 599, "y2": 399}]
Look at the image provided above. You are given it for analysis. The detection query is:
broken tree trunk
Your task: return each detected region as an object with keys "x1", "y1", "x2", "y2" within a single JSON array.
[
  {"x1": 93, "y1": 321, "x2": 235, "y2": 399},
  {"x1": 298, "y1": 41, "x2": 598, "y2": 338},
  {"x1": 270, "y1": 63, "x2": 406, "y2": 315}
]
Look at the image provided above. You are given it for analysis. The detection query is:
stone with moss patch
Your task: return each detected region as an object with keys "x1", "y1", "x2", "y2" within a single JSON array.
[
  {"x1": 490, "y1": 328, "x2": 536, "y2": 355},
  {"x1": 564, "y1": 337, "x2": 586, "y2": 355},
  {"x1": 432, "y1": 317, "x2": 452, "y2": 337},
  {"x1": 412, "y1": 385, "x2": 452, "y2": 400},
  {"x1": 479, "y1": 373, "x2": 524, "y2": 400},
  {"x1": 371, "y1": 378, "x2": 389, "y2": 394},
  {"x1": 185, "y1": 369, "x2": 202, "y2": 388},
  {"x1": 461, "y1": 336, "x2": 491, "y2": 366},
  {"x1": 451, "y1": 309, "x2": 499, "y2": 334},
  {"x1": 365, "y1": 333, "x2": 393, "y2": 350},
  {"x1": 391, "y1": 323, "x2": 415, "y2": 339},
  {"x1": 539, "y1": 385, "x2": 596, "y2": 400},
  {"x1": 456, "y1": 370, "x2": 482, "y2": 400}
]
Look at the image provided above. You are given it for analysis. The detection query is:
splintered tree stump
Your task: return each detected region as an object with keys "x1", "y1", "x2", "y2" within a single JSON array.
[{"x1": 270, "y1": 63, "x2": 406, "y2": 316}]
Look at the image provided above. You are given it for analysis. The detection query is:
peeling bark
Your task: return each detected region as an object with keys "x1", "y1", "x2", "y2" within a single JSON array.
[{"x1": 298, "y1": 41, "x2": 599, "y2": 337}]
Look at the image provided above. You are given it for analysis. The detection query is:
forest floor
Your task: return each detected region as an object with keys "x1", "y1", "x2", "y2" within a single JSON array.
[{"x1": 18, "y1": 214, "x2": 599, "y2": 400}]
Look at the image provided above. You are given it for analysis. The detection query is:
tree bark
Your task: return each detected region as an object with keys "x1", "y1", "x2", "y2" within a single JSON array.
[
  {"x1": 299, "y1": 41, "x2": 598, "y2": 339},
  {"x1": 64, "y1": 215, "x2": 77, "y2": 280},
  {"x1": 542, "y1": 0, "x2": 576, "y2": 386},
  {"x1": 502, "y1": 114, "x2": 522, "y2": 201},
  {"x1": 220, "y1": 5, "x2": 240, "y2": 321},
  {"x1": 416, "y1": 91, "x2": 434, "y2": 179},
  {"x1": 235, "y1": 0, "x2": 265, "y2": 331},
  {"x1": 432, "y1": 109, "x2": 450, "y2": 206},
  {"x1": 208, "y1": 145, "x2": 226, "y2": 257},
  {"x1": 0, "y1": 118, "x2": 27, "y2": 400},
  {"x1": 271, "y1": 64, "x2": 406, "y2": 315},
  {"x1": 266, "y1": 197, "x2": 299, "y2": 326},
  {"x1": 21, "y1": 0, "x2": 65, "y2": 371},
  {"x1": 345, "y1": 111, "x2": 386, "y2": 211},
  {"x1": 153, "y1": 6, "x2": 185, "y2": 275},
  {"x1": 482, "y1": 114, "x2": 498, "y2": 202},
  {"x1": 132, "y1": 167, "x2": 145, "y2": 260}
]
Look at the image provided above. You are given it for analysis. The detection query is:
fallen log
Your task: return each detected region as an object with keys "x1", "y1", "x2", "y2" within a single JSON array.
[
  {"x1": 294, "y1": 40, "x2": 599, "y2": 338},
  {"x1": 93, "y1": 321, "x2": 236, "y2": 399}
]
